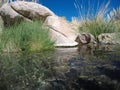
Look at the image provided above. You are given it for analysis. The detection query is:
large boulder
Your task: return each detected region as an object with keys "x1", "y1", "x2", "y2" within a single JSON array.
[
  {"x1": 0, "y1": 1, "x2": 55, "y2": 26},
  {"x1": 0, "y1": 3, "x2": 24, "y2": 26},
  {"x1": 45, "y1": 16, "x2": 78, "y2": 46},
  {"x1": 0, "y1": 1, "x2": 78, "y2": 47},
  {"x1": 10, "y1": 1, "x2": 55, "y2": 20}
]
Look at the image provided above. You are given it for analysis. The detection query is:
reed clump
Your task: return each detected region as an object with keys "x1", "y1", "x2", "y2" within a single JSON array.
[{"x1": 0, "y1": 21, "x2": 54, "y2": 52}]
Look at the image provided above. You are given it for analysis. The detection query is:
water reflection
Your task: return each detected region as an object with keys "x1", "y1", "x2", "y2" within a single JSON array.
[
  {"x1": 0, "y1": 45, "x2": 120, "y2": 90},
  {"x1": 51, "y1": 45, "x2": 120, "y2": 90},
  {"x1": 0, "y1": 52, "x2": 55, "y2": 90}
]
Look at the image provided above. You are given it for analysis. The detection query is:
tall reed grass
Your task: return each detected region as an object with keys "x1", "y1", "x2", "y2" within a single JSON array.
[
  {"x1": 79, "y1": 17, "x2": 116, "y2": 39},
  {"x1": 73, "y1": 0, "x2": 120, "y2": 39},
  {"x1": 108, "y1": 7, "x2": 120, "y2": 32},
  {"x1": 0, "y1": 21, "x2": 54, "y2": 52}
]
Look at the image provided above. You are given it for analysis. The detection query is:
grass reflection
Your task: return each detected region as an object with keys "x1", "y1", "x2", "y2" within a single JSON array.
[{"x1": 0, "y1": 52, "x2": 54, "y2": 90}]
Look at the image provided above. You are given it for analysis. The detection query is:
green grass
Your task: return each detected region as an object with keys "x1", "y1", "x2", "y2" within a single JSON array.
[
  {"x1": 0, "y1": 21, "x2": 54, "y2": 52},
  {"x1": 0, "y1": 16, "x2": 3, "y2": 32},
  {"x1": 73, "y1": 1, "x2": 120, "y2": 40},
  {"x1": 79, "y1": 18, "x2": 116, "y2": 39}
]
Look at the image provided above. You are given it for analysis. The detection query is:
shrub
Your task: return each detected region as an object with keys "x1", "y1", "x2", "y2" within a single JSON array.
[{"x1": 0, "y1": 21, "x2": 54, "y2": 52}]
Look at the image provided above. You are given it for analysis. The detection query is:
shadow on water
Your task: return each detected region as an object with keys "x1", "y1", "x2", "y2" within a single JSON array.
[{"x1": 0, "y1": 45, "x2": 120, "y2": 90}]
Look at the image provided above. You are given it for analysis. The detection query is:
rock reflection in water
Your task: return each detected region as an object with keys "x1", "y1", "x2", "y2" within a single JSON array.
[
  {"x1": 50, "y1": 45, "x2": 120, "y2": 90},
  {"x1": 0, "y1": 45, "x2": 120, "y2": 90}
]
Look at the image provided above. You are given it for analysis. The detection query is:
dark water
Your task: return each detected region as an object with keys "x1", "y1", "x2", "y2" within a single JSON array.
[{"x1": 0, "y1": 45, "x2": 120, "y2": 90}]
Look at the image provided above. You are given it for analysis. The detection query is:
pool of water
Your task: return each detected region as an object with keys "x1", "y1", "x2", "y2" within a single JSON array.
[{"x1": 0, "y1": 45, "x2": 120, "y2": 90}]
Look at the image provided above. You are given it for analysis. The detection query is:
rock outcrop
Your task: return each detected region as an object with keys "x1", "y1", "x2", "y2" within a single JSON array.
[
  {"x1": 0, "y1": 1, "x2": 55, "y2": 26},
  {"x1": 10, "y1": 1, "x2": 55, "y2": 20},
  {"x1": 0, "y1": 1, "x2": 78, "y2": 47},
  {"x1": 98, "y1": 33, "x2": 120, "y2": 45},
  {"x1": 0, "y1": 3, "x2": 24, "y2": 26},
  {"x1": 75, "y1": 33, "x2": 96, "y2": 45},
  {"x1": 45, "y1": 16, "x2": 78, "y2": 46}
]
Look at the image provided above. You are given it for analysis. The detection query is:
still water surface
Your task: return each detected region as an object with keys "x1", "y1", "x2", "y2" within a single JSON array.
[{"x1": 0, "y1": 45, "x2": 120, "y2": 90}]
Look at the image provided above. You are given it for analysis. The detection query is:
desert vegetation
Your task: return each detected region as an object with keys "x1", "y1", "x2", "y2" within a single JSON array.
[
  {"x1": 0, "y1": 20, "x2": 54, "y2": 53},
  {"x1": 0, "y1": 1, "x2": 120, "y2": 90},
  {"x1": 73, "y1": 0, "x2": 120, "y2": 40}
]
